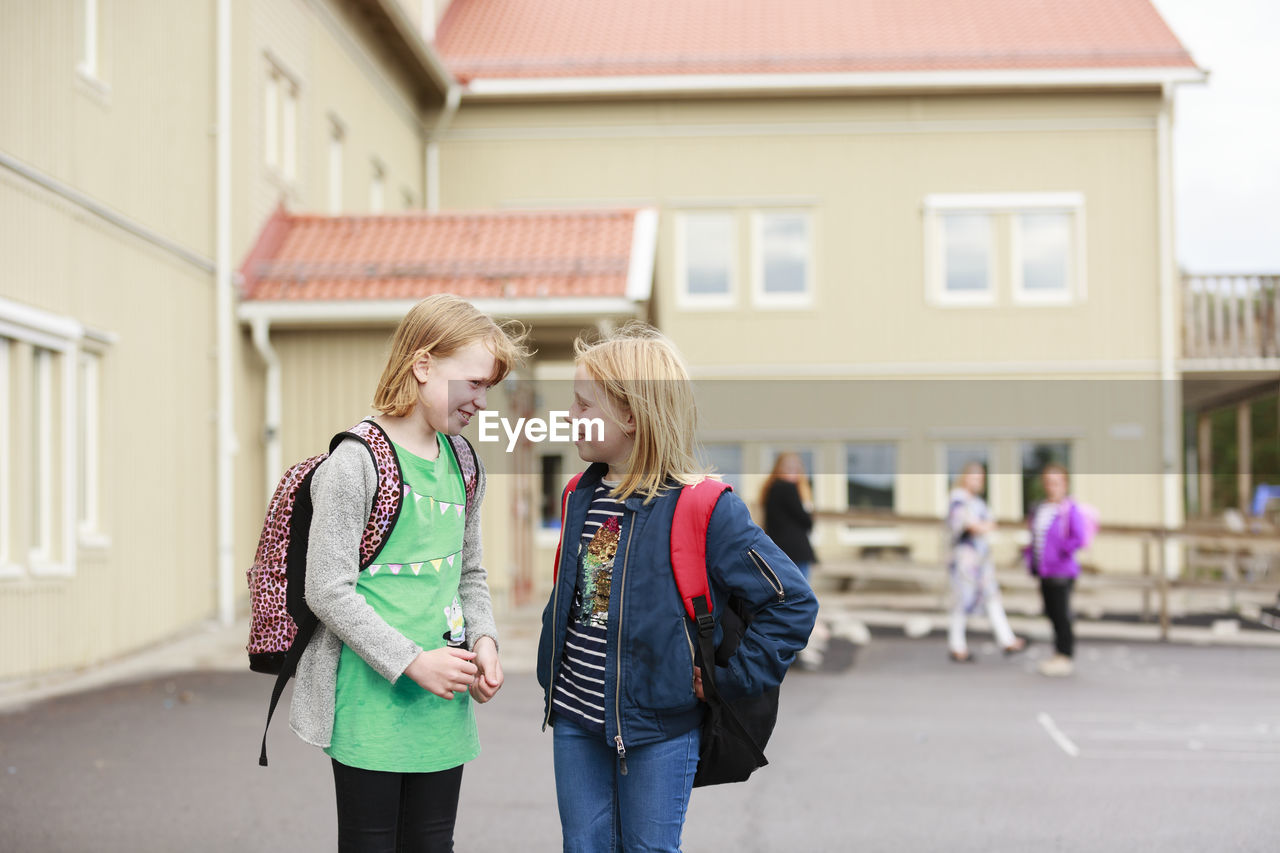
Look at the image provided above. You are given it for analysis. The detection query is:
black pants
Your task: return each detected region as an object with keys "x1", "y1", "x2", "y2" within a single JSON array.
[
  {"x1": 331, "y1": 759, "x2": 463, "y2": 853},
  {"x1": 1040, "y1": 577, "x2": 1075, "y2": 658}
]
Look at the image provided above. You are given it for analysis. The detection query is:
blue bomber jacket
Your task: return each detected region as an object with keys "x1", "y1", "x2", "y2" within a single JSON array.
[{"x1": 537, "y1": 463, "x2": 819, "y2": 756}]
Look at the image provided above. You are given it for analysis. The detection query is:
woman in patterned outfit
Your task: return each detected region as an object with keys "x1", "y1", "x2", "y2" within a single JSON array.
[{"x1": 946, "y1": 462, "x2": 1026, "y2": 663}]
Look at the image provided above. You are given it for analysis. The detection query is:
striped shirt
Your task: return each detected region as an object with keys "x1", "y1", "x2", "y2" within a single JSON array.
[
  {"x1": 553, "y1": 484, "x2": 625, "y2": 733},
  {"x1": 1033, "y1": 501, "x2": 1060, "y2": 567}
]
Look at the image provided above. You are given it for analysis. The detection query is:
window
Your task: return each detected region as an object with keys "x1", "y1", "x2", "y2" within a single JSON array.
[
  {"x1": 698, "y1": 443, "x2": 742, "y2": 492},
  {"x1": 0, "y1": 339, "x2": 11, "y2": 574},
  {"x1": 939, "y1": 213, "x2": 993, "y2": 302},
  {"x1": 943, "y1": 444, "x2": 991, "y2": 506},
  {"x1": 925, "y1": 193, "x2": 1085, "y2": 306},
  {"x1": 1021, "y1": 442, "x2": 1072, "y2": 515},
  {"x1": 327, "y1": 119, "x2": 344, "y2": 214},
  {"x1": 846, "y1": 443, "x2": 896, "y2": 512},
  {"x1": 1013, "y1": 212, "x2": 1075, "y2": 304},
  {"x1": 264, "y1": 61, "x2": 299, "y2": 182},
  {"x1": 78, "y1": 0, "x2": 100, "y2": 78},
  {"x1": 753, "y1": 211, "x2": 813, "y2": 307},
  {"x1": 370, "y1": 160, "x2": 385, "y2": 213},
  {"x1": 0, "y1": 297, "x2": 110, "y2": 578},
  {"x1": 676, "y1": 212, "x2": 736, "y2": 308},
  {"x1": 539, "y1": 454, "x2": 564, "y2": 530},
  {"x1": 281, "y1": 84, "x2": 297, "y2": 182},
  {"x1": 77, "y1": 351, "x2": 102, "y2": 540},
  {"x1": 30, "y1": 347, "x2": 57, "y2": 567}
]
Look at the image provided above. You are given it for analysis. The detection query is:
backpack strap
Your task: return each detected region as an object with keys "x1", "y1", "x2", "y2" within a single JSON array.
[
  {"x1": 340, "y1": 420, "x2": 404, "y2": 569},
  {"x1": 670, "y1": 479, "x2": 732, "y2": 624},
  {"x1": 445, "y1": 433, "x2": 480, "y2": 520},
  {"x1": 552, "y1": 472, "x2": 585, "y2": 583}
]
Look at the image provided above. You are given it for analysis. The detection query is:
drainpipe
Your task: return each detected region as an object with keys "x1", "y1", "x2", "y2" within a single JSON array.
[
  {"x1": 425, "y1": 84, "x2": 461, "y2": 211},
  {"x1": 251, "y1": 319, "x2": 282, "y2": 500},
  {"x1": 1156, "y1": 82, "x2": 1181, "y2": 577},
  {"x1": 215, "y1": 0, "x2": 237, "y2": 625}
]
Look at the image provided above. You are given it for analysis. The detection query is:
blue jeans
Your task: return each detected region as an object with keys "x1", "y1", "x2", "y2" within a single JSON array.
[{"x1": 552, "y1": 718, "x2": 700, "y2": 852}]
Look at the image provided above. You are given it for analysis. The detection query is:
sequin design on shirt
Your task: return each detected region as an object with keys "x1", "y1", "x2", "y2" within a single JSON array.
[{"x1": 577, "y1": 515, "x2": 619, "y2": 629}]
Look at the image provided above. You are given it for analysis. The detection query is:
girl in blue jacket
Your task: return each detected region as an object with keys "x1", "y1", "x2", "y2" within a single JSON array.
[{"x1": 537, "y1": 324, "x2": 818, "y2": 852}]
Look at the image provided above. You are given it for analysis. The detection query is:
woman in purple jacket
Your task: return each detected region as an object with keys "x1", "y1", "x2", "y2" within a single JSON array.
[{"x1": 1026, "y1": 464, "x2": 1088, "y2": 676}]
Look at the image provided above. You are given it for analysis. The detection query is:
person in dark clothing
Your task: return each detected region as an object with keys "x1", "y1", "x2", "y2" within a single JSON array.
[{"x1": 760, "y1": 452, "x2": 817, "y2": 580}]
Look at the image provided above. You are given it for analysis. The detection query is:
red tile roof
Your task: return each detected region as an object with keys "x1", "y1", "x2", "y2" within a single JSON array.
[
  {"x1": 435, "y1": 0, "x2": 1196, "y2": 81},
  {"x1": 240, "y1": 207, "x2": 643, "y2": 303}
]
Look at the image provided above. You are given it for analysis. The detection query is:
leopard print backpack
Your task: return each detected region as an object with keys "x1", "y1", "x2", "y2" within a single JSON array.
[{"x1": 247, "y1": 419, "x2": 478, "y2": 765}]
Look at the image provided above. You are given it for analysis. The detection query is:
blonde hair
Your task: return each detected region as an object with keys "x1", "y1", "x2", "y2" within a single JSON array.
[
  {"x1": 573, "y1": 323, "x2": 706, "y2": 502},
  {"x1": 373, "y1": 294, "x2": 531, "y2": 417},
  {"x1": 759, "y1": 452, "x2": 813, "y2": 508},
  {"x1": 955, "y1": 460, "x2": 986, "y2": 491}
]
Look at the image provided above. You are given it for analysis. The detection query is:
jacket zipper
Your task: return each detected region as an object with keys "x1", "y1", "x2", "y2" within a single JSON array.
[
  {"x1": 613, "y1": 512, "x2": 636, "y2": 775},
  {"x1": 748, "y1": 548, "x2": 786, "y2": 601}
]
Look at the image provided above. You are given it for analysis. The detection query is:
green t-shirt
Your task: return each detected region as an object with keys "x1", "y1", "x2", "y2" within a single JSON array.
[{"x1": 325, "y1": 436, "x2": 480, "y2": 772}]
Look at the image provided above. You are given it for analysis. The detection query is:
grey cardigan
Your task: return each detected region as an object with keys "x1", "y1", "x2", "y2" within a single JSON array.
[{"x1": 289, "y1": 437, "x2": 497, "y2": 748}]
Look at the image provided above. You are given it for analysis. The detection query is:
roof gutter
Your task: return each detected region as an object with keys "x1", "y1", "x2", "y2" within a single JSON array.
[
  {"x1": 371, "y1": 0, "x2": 455, "y2": 94},
  {"x1": 239, "y1": 297, "x2": 646, "y2": 328},
  {"x1": 460, "y1": 66, "x2": 1207, "y2": 100}
]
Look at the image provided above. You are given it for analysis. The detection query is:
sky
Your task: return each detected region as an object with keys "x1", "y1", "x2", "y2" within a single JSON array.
[{"x1": 1150, "y1": 0, "x2": 1280, "y2": 273}]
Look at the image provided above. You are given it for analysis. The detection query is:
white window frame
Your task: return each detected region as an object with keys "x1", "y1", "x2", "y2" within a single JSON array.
[
  {"x1": 1010, "y1": 206, "x2": 1087, "y2": 305},
  {"x1": 0, "y1": 339, "x2": 14, "y2": 578},
  {"x1": 370, "y1": 159, "x2": 386, "y2": 213},
  {"x1": 924, "y1": 193, "x2": 1085, "y2": 307},
  {"x1": 263, "y1": 71, "x2": 279, "y2": 171},
  {"x1": 77, "y1": 350, "x2": 108, "y2": 547},
  {"x1": 937, "y1": 442, "x2": 996, "y2": 516},
  {"x1": 327, "y1": 118, "x2": 345, "y2": 214},
  {"x1": 281, "y1": 83, "x2": 298, "y2": 182},
  {"x1": 31, "y1": 348, "x2": 55, "y2": 568},
  {"x1": 751, "y1": 209, "x2": 814, "y2": 309},
  {"x1": 79, "y1": 0, "x2": 99, "y2": 78},
  {"x1": 675, "y1": 211, "x2": 738, "y2": 310},
  {"x1": 264, "y1": 59, "x2": 300, "y2": 183},
  {"x1": 843, "y1": 441, "x2": 898, "y2": 514},
  {"x1": 0, "y1": 298, "x2": 92, "y2": 578}
]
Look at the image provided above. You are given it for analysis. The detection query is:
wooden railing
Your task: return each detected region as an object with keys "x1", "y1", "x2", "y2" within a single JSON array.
[
  {"x1": 815, "y1": 510, "x2": 1280, "y2": 641},
  {"x1": 1183, "y1": 274, "x2": 1280, "y2": 360}
]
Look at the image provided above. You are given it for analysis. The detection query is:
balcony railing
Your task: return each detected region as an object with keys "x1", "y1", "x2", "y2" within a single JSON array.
[{"x1": 1183, "y1": 274, "x2": 1280, "y2": 360}]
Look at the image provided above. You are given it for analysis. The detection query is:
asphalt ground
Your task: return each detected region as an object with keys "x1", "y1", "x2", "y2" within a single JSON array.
[{"x1": 1, "y1": 635, "x2": 1277, "y2": 853}]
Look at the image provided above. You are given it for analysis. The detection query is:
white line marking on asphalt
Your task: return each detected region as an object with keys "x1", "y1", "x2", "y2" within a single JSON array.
[{"x1": 1038, "y1": 712, "x2": 1080, "y2": 758}]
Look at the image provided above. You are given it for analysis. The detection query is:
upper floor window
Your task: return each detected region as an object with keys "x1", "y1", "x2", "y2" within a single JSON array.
[
  {"x1": 327, "y1": 118, "x2": 345, "y2": 214},
  {"x1": 76, "y1": 0, "x2": 110, "y2": 97},
  {"x1": 753, "y1": 211, "x2": 813, "y2": 308},
  {"x1": 925, "y1": 193, "x2": 1085, "y2": 307},
  {"x1": 676, "y1": 212, "x2": 736, "y2": 309},
  {"x1": 264, "y1": 61, "x2": 299, "y2": 182},
  {"x1": 78, "y1": 0, "x2": 100, "y2": 78},
  {"x1": 370, "y1": 160, "x2": 386, "y2": 213}
]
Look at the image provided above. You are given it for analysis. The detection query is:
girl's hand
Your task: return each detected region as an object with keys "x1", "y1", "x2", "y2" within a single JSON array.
[
  {"x1": 404, "y1": 647, "x2": 478, "y2": 699},
  {"x1": 693, "y1": 665, "x2": 705, "y2": 701},
  {"x1": 468, "y1": 636, "x2": 504, "y2": 703}
]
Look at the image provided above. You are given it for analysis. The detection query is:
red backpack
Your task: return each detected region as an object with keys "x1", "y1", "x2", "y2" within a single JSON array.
[
  {"x1": 556, "y1": 474, "x2": 777, "y2": 787},
  {"x1": 248, "y1": 419, "x2": 478, "y2": 765}
]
